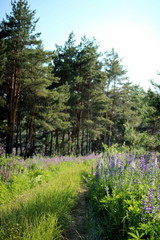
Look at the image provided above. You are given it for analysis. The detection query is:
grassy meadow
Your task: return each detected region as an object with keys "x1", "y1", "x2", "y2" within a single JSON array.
[{"x1": 0, "y1": 155, "x2": 95, "y2": 240}]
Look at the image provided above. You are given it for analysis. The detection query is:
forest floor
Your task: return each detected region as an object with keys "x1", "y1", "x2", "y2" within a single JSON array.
[{"x1": 64, "y1": 186, "x2": 88, "y2": 240}]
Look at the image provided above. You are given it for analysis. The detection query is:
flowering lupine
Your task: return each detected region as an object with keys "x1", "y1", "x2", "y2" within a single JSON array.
[
  {"x1": 117, "y1": 157, "x2": 123, "y2": 167},
  {"x1": 149, "y1": 188, "x2": 155, "y2": 207},
  {"x1": 140, "y1": 155, "x2": 145, "y2": 170},
  {"x1": 142, "y1": 199, "x2": 151, "y2": 214},
  {"x1": 141, "y1": 156, "x2": 149, "y2": 171},
  {"x1": 110, "y1": 157, "x2": 115, "y2": 169},
  {"x1": 142, "y1": 188, "x2": 155, "y2": 214},
  {"x1": 126, "y1": 154, "x2": 133, "y2": 165},
  {"x1": 157, "y1": 185, "x2": 160, "y2": 204},
  {"x1": 126, "y1": 153, "x2": 136, "y2": 164},
  {"x1": 107, "y1": 156, "x2": 115, "y2": 175},
  {"x1": 95, "y1": 159, "x2": 101, "y2": 180}
]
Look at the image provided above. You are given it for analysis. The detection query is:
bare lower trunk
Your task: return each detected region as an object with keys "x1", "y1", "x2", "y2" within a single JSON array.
[
  {"x1": 55, "y1": 130, "x2": 59, "y2": 155},
  {"x1": 24, "y1": 107, "x2": 35, "y2": 158},
  {"x1": 61, "y1": 131, "x2": 65, "y2": 155},
  {"x1": 49, "y1": 131, "x2": 54, "y2": 156},
  {"x1": 6, "y1": 74, "x2": 19, "y2": 155},
  {"x1": 76, "y1": 111, "x2": 82, "y2": 156},
  {"x1": 67, "y1": 130, "x2": 71, "y2": 156},
  {"x1": 44, "y1": 133, "x2": 48, "y2": 156}
]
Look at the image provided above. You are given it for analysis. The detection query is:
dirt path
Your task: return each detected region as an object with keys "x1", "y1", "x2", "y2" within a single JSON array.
[{"x1": 64, "y1": 187, "x2": 88, "y2": 240}]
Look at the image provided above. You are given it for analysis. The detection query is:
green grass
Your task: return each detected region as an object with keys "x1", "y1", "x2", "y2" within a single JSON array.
[{"x1": 0, "y1": 160, "x2": 91, "y2": 240}]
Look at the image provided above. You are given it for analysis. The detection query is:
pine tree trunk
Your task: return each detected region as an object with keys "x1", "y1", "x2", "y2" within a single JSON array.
[
  {"x1": 67, "y1": 131, "x2": 71, "y2": 156},
  {"x1": 19, "y1": 123, "x2": 23, "y2": 156},
  {"x1": 49, "y1": 131, "x2": 54, "y2": 156},
  {"x1": 55, "y1": 130, "x2": 59, "y2": 155},
  {"x1": 61, "y1": 131, "x2": 65, "y2": 155},
  {"x1": 76, "y1": 128, "x2": 80, "y2": 156},
  {"x1": 71, "y1": 127, "x2": 75, "y2": 155},
  {"x1": 6, "y1": 73, "x2": 19, "y2": 155},
  {"x1": 81, "y1": 129, "x2": 84, "y2": 155},
  {"x1": 44, "y1": 133, "x2": 48, "y2": 156},
  {"x1": 76, "y1": 111, "x2": 82, "y2": 156},
  {"x1": 6, "y1": 117, "x2": 15, "y2": 155},
  {"x1": 15, "y1": 120, "x2": 19, "y2": 155},
  {"x1": 86, "y1": 129, "x2": 89, "y2": 155},
  {"x1": 24, "y1": 108, "x2": 35, "y2": 158}
]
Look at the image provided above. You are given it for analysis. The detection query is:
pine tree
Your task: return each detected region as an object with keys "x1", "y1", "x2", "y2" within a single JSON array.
[
  {"x1": 52, "y1": 34, "x2": 112, "y2": 155},
  {"x1": 51, "y1": 33, "x2": 77, "y2": 155},
  {"x1": 103, "y1": 48, "x2": 129, "y2": 146},
  {"x1": 74, "y1": 36, "x2": 109, "y2": 154},
  {"x1": 0, "y1": 0, "x2": 57, "y2": 155},
  {"x1": 0, "y1": 0, "x2": 41, "y2": 154},
  {"x1": 0, "y1": 39, "x2": 7, "y2": 143}
]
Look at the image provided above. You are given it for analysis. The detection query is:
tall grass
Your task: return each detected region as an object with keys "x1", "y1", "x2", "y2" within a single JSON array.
[{"x1": 0, "y1": 158, "x2": 92, "y2": 240}]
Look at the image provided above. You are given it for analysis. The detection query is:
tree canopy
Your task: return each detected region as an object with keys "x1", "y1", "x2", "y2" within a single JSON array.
[{"x1": 0, "y1": 0, "x2": 159, "y2": 156}]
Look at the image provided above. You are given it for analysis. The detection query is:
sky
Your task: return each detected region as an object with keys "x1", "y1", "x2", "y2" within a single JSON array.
[{"x1": 1, "y1": 0, "x2": 160, "y2": 90}]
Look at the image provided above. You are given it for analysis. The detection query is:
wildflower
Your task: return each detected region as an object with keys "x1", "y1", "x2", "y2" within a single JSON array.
[
  {"x1": 108, "y1": 157, "x2": 116, "y2": 177},
  {"x1": 95, "y1": 159, "x2": 101, "y2": 180},
  {"x1": 157, "y1": 185, "x2": 160, "y2": 204},
  {"x1": 144, "y1": 154, "x2": 150, "y2": 164},
  {"x1": 149, "y1": 188, "x2": 154, "y2": 209},
  {"x1": 142, "y1": 198, "x2": 152, "y2": 214},
  {"x1": 142, "y1": 188, "x2": 155, "y2": 215},
  {"x1": 126, "y1": 154, "x2": 132, "y2": 165},
  {"x1": 140, "y1": 155, "x2": 145, "y2": 170},
  {"x1": 117, "y1": 156, "x2": 123, "y2": 168}
]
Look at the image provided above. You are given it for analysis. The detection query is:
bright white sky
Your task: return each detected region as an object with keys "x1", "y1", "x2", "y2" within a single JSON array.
[{"x1": 1, "y1": 0, "x2": 160, "y2": 90}]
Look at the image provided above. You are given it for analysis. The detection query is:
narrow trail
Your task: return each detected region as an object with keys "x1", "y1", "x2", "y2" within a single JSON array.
[{"x1": 64, "y1": 187, "x2": 88, "y2": 240}]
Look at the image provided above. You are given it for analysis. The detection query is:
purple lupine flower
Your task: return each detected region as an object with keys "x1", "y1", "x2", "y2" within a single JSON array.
[
  {"x1": 95, "y1": 159, "x2": 101, "y2": 180},
  {"x1": 117, "y1": 157, "x2": 123, "y2": 168},
  {"x1": 142, "y1": 188, "x2": 155, "y2": 215},
  {"x1": 109, "y1": 156, "x2": 115, "y2": 164},
  {"x1": 149, "y1": 188, "x2": 154, "y2": 208},
  {"x1": 126, "y1": 154, "x2": 132, "y2": 165},
  {"x1": 140, "y1": 155, "x2": 146, "y2": 171},
  {"x1": 142, "y1": 199, "x2": 152, "y2": 214},
  {"x1": 118, "y1": 158, "x2": 124, "y2": 173},
  {"x1": 140, "y1": 155, "x2": 149, "y2": 172},
  {"x1": 145, "y1": 163, "x2": 149, "y2": 171},
  {"x1": 109, "y1": 157, "x2": 115, "y2": 168},
  {"x1": 110, "y1": 159, "x2": 115, "y2": 168},
  {"x1": 144, "y1": 154, "x2": 150, "y2": 165},
  {"x1": 108, "y1": 157, "x2": 116, "y2": 176},
  {"x1": 157, "y1": 185, "x2": 160, "y2": 204}
]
